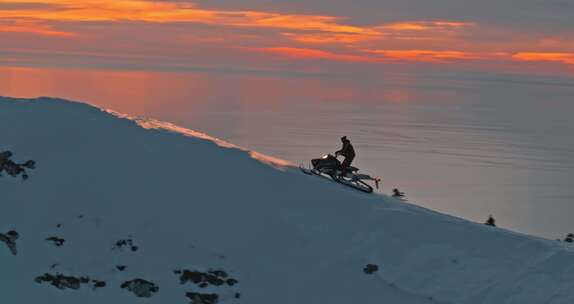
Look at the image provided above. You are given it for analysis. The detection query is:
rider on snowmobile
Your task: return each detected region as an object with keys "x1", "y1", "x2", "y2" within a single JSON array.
[{"x1": 335, "y1": 136, "x2": 355, "y2": 175}]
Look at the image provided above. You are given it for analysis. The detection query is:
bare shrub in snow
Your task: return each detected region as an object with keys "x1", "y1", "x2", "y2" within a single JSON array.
[{"x1": 485, "y1": 215, "x2": 496, "y2": 227}]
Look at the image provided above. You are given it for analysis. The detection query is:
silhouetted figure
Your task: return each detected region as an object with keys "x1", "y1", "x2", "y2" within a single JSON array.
[
  {"x1": 564, "y1": 233, "x2": 574, "y2": 243},
  {"x1": 485, "y1": 215, "x2": 496, "y2": 227},
  {"x1": 335, "y1": 136, "x2": 355, "y2": 175},
  {"x1": 392, "y1": 188, "x2": 405, "y2": 199},
  {"x1": 0, "y1": 151, "x2": 35, "y2": 180}
]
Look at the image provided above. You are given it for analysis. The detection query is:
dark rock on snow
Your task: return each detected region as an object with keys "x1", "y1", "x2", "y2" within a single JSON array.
[
  {"x1": 0, "y1": 151, "x2": 35, "y2": 180},
  {"x1": 116, "y1": 265, "x2": 127, "y2": 271},
  {"x1": 186, "y1": 292, "x2": 219, "y2": 304},
  {"x1": 34, "y1": 273, "x2": 104, "y2": 291},
  {"x1": 363, "y1": 264, "x2": 379, "y2": 274},
  {"x1": 121, "y1": 278, "x2": 159, "y2": 298},
  {"x1": 46, "y1": 236, "x2": 65, "y2": 247},
  {"x1": 0, "y1": 230, "x2": 19, "y2": 256},
  {"x1": 92, "y1": 280, "x2": 107, "y2": 289},
  {"x1": 114, "y1": 239, "x2": 138, "y2": 252},
  {"x1": 208, "y1": 270, "x2": 228, "y2": 278},
  {"x1": 175, "y1": 268, "x2": 239, "y2": 302},
  {"x1": 176, "y1": 269, "x2": 237, "y2": 287}
]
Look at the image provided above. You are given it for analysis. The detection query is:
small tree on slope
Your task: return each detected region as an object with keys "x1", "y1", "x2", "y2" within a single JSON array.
[{"x1": 485, "y1": 215, "x2": 496, "y2": 227}]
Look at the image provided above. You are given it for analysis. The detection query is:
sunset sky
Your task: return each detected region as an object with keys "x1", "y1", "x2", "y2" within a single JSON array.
[{"x1": 1, "y1": 0, "x2": 574, "y2": 77}]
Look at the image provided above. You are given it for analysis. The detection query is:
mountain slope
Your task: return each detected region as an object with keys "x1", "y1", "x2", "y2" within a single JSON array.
[{"x1": 1, "y1": 96, "x2": 573, "y2": 304}]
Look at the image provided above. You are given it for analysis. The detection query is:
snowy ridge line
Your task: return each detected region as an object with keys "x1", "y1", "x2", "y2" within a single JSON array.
[
  {"x1": 103, "y1": 108, "x2": 293, "y2": 170},
  {"x1": 0, "y1": 95, "x2": 292, "y2": 170}
]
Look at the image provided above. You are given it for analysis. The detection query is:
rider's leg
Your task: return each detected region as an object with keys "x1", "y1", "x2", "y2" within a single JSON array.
[{"x1": 341, "y1": 157, "x2": 351, "y2": 176}]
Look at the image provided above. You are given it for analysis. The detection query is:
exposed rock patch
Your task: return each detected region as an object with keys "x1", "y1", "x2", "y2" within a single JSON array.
[
  {"x1": 174, "y1": 269, "x2": 238, "y2": 287},
  {"x1": 114, "y1": 238, "x2": 138, "y2": 252},
  {"x1": 46, "y1": 236, "x2": 65, "y2": 247},
  {"x1": 120, "y1": 278, "x2": 159, "y2": 298},
  {"x1": 116, "y1": 265, "x2": 127, "y2": 271},
  {"x1": 0, "y1": 230, "x2": 19, "y2": 256},
  {"x1": 92, "y1": 280, "x2": 106, "y2": 289},
  {"x1": 176, "y1": 268, "x2": 240, "y2": 303},
  {"x1": 363, "y1": 264, "x2": 379, "y2": 274},
  {"x1": 34, "y1": 273, "x2": 106, "y2": 291},
  {"x1": 186, "y1": 292, "x2": 219, "y2": 304},
  {"x1": 0, "y1": 151, "x2": 35, "y2": 180}
]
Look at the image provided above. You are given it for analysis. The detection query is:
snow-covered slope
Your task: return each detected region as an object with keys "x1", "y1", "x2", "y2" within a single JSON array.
[{"x1": 1, "y1": 96, "x2": 573, "y2": 304}]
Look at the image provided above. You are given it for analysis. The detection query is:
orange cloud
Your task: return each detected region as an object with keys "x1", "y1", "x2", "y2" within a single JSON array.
[
  {"x1": 0, "y1": 19, "x2": 74, "y2": 37},
  {"x1": 380, "y1": 21, "x2": 473, "y2": 31},
  {"x1": 247, "y1": 47, "x2": 506, "y2": 64},
  {"x1": 364, "y1": 49, "x2": 506, "y2": 63},
  {"x1": 282, "y1": 32, "x2": 380, "y2": 44},
  {"x1": 278, "y1": 21, "x2": 473, "y2": 45},
  {"x1": 0, "y1": 0, "x2": 371, "y2": 34},
  {"x1": 512, "y1": 52, "x2": 574, "y2": 65},
  {"x1": 4, "y1": 0, "x2": 573, "y2": 73},
  {"x1": 249, "y1": 47, "x2": 376, "y2": 63},
  {"x1": 243, "y1": 45, "x2": 519, "y2": 64},
  {"x1": 0, "y1": 1, "x2": 481, "y2": 50},
  {"x1": 251, "y1": 15, "x2": 370, "y2": 34}
]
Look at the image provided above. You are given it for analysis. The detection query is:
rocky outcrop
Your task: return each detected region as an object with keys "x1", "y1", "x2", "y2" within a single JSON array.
[
  {"x1": 116, "y1": 265, "x2": 127, "y2": 271},
  {"x1": 113, "y1": 238, "x2": 138, "y2": 252},
  {"x1": 120, "y1": 278, "x2": 159, "y2": 298},
  {"x1": 46, "y1": 236, "x2": 66, "y2": 247},
  {"x1": 175, "y1": 269, "x2": 238, "y2": 287},
  {"x1": 175, "y1": 268, "x2": 240, "y2": 303},
  {"x1": 186, "y1": 292, "x2": 219, "y2": 304},
  {"x1": 34, "y1": 273, "x2": 106, "y2": 291},
  {"x1": 0, "y1": 151, "x2": 35, "y2": 180},
  {"x1": 92, "y1": 280, "x2": 106, "y2": 289},
  {"x1": 363, "y1": 264, "x2": 379, "y2": 274},
  {"x1": 0, "y1": 230, "x2": 19, "y2": 256}
]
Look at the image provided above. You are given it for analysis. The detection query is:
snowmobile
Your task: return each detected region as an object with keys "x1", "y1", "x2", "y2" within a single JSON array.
[{"x1": 300, "y1": 154, "x2": 380, "y2": 193}]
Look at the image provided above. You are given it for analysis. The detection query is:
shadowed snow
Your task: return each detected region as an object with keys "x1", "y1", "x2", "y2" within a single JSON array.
[{"x1": 1, "y1": 96, "x2": 573, "y2": 304}]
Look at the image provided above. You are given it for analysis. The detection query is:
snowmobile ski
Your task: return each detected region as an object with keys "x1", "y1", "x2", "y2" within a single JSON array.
[{"x1": 300, "y1": 154, "x2": 380, "y2": 194}]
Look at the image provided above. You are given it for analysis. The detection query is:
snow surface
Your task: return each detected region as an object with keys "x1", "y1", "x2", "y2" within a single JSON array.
[{"x1": 1, "y1": 96, "x2": 573, "y2": 304}]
